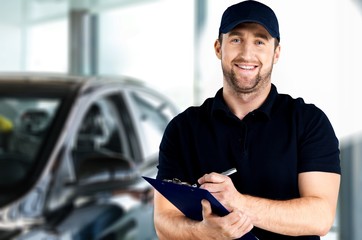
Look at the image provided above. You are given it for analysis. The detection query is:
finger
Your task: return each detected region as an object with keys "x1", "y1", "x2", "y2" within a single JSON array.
[
  {"x1": 235, "y1": 212, "x2": 254, "y2": 236},
  {"x1": 207, "y1": 172, "x2": 227, "y2": 183},
  {"x1": 217, "y1": 211, "x2": 249, "y2": 239},
  {"x1": 201, "y1": 199, "x2": 212, "y2": 219},
  {"x1": 197, "y1": 175, "x2": 204, "y2": 185},
  {"x1": 198, "y1": 172, "x2": 228, "y2": 185},
  {"x1": 198, "y1": 173, "x2": 212, "y2": 185}
]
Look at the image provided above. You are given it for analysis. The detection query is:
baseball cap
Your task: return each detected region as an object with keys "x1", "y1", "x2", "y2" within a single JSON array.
[{"x1": 219, "y1": 0, "x2": 280, "y2": 42}]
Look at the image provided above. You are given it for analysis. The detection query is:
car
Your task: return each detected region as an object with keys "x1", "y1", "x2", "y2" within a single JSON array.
[{"x1": 0, "y1": 73, "x2": 179, "y2": 240}]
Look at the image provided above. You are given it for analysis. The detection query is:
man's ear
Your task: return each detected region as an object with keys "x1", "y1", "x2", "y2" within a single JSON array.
[
  {"x1": 214, "y1": 39, "x2": 222, "y2": 60},
  {"x1": 273, "y1": 44, "x2": 281, "y2": 64}
]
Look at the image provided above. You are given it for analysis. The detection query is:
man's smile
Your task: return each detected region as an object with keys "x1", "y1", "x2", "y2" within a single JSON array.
[{"x1": 235, "y1": 64, "x2": 258, "y2": 70}]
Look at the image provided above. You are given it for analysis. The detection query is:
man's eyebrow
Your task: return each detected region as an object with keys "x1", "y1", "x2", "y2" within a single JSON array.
[
  {"x1": 226, "y1": 31, "x2": 271, "y2": 41},
  {"x1": 227, "y1": 31, "x2": 243, "y2": 37},
  {"x1": 254, "y1": 33, "x2": 270, "y2": 41}
]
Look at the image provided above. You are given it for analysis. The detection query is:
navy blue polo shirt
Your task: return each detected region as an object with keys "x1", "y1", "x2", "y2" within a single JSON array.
[{"x1": 157, "y1": 84, "x2": 340, "y2": 239}]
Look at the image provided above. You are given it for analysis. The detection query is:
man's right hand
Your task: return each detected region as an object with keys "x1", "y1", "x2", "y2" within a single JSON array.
[{"x1": 199, "y1": 199, "x2": 254, "y2": 239}]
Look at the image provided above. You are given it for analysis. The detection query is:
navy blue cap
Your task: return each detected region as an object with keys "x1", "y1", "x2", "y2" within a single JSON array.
[{"x1": 219, "y1": 0, "x2": 280, "y2": 42}]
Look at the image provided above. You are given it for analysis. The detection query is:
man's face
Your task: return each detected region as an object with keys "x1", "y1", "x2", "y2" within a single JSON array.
[{"x1": 215, "y1": 23, "x2": 280, "y2": 95}]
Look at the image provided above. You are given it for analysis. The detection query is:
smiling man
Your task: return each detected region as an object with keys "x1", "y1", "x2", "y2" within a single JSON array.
[
  {"x1": 216, "y1": 21, "x2": 280, "y2": 119},
  {"x1": 154, "y1": 1, "x2": 341, "y2": 239}
]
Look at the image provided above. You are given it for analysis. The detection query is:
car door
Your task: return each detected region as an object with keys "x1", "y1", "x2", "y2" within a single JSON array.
[
  {"x1": 71, "y1": 94, "x2": 136, "y2": 178},
  {"x1": 124, "y1": 87, "x2": 178, "y2": 169},
  {"x1": 44, "y1": 88, "x2": 156, "y2": 240}
]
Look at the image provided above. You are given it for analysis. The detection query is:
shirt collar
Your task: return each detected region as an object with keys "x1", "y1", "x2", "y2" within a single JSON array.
[
  {"x1": 212, "y1": 84, "x2": 278, "y2": 120},
  {"x1": 254, "y1": 84, "x2": 278, "y2": 119}
]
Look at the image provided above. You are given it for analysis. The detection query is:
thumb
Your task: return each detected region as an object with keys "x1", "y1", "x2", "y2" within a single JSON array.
[{"x1": 201, "y1": 199, "x2": 212, "y2": 219}]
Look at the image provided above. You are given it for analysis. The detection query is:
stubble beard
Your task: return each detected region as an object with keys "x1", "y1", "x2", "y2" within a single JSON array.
[{"x1": 222, "y1": 62, "x2": 273, "y2": 96}]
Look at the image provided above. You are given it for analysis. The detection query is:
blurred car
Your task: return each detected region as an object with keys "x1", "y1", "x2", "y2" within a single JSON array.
[{"x1": 0, "y1": 73, "x2": 179, "y2": 240}]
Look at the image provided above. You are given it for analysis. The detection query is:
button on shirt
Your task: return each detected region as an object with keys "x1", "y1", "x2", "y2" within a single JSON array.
[{"x1": 156, "y1": 84, "x2": 341, "y2": 239}]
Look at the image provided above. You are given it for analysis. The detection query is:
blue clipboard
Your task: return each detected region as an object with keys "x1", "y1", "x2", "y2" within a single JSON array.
[{"x1": 143, "y1": 176, "x2": 258, "y2": 240}]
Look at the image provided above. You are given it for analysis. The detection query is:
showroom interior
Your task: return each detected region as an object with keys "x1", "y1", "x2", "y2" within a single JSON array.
[{"x1": 1, "y1": 0, "x2": 362, "y2": 239}]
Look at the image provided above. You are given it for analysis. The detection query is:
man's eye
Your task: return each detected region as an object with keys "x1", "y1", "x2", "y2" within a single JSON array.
[
  {"x1": 256, "y1": 40, "x2": 265, "y2": 45},
  {"x1": 231, "y1": 38, "x2": 241, "y2": 43}
]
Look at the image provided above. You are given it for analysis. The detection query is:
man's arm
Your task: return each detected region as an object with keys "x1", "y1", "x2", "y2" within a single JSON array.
[
  {"x1": 199, "y1": 171, "x2": 340, "y2": 236},
  {"x1": 154, "y1": 191, "x2": 199, "y2": 239},
  {"x1": 153, "y1": 190, "x2": 253, "y2": 240}
]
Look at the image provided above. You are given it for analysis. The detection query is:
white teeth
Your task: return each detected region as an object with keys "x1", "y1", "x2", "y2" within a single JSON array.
[{"x1": 239, "y1": 65, "x2": 254, "y2": 70}]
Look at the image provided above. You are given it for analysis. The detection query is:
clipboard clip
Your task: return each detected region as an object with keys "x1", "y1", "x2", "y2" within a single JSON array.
[{"x1": 163, "y1": 178, "x2": 198, "y2": 188}]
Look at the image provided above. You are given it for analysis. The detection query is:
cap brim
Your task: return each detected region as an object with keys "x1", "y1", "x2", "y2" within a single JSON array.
[
  {"x1": 220, "y1": 19, "x2": 279, "y2": 41},
  {"x1": 220, "y1": 19, "x2": 279, "y2": 40}
]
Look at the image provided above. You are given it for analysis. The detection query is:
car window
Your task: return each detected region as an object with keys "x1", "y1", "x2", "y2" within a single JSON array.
[
  {"x1": 129, "y1": 90, "x2": 175, "y2": 159},
  {"x1": 71, "y1": 96, "x2": 132, "y2": 178},
  {"x1": 0, "y1": 97, "x2": 60, "y2": 189}
]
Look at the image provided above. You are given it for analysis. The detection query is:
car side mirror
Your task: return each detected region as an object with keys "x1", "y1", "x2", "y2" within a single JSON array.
[{"x1": 74, "y1": 153, "x2": 140, "y2": 196}]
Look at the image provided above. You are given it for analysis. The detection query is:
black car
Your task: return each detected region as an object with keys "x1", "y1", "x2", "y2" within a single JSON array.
[{"x1": 0, "y1": 73, "x2": 178, "y2": 240}]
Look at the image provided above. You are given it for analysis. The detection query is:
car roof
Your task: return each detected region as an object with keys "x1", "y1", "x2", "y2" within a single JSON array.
[{"x1": 0, "y1": 73, "x2": 145, "y2": 97}]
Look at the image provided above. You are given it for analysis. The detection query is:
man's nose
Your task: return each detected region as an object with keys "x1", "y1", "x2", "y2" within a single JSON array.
[{"x1": 240, "y1": 42, "x2": 254, "y2": 60}]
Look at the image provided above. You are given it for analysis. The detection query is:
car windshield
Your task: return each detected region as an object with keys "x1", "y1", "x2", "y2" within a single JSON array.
[{"x1": 0, "y1": 97, "x2": 60, "y2": 191}]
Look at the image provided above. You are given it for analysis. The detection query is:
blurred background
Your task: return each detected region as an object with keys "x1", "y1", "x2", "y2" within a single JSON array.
[{"x1": 0, "y1": 0, "x2": 361, "y2": 239}]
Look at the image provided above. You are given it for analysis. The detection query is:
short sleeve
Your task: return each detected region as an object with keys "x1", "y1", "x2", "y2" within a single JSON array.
[{"x1": 297, "y1": 103, "x2": 341, "y2": 174}]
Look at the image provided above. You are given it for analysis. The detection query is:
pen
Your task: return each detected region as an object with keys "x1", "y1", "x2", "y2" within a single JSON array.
[
  {"x1": 189, "y1": 168, "x2": 238, "y2": 188},
  {"x1": 221, "y1": 168, "x2": 237, "y2": 176}
]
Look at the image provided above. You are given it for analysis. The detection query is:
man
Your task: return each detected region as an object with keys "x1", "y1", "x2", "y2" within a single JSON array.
[{"x1": 154, "y1": 1, "x2": 341, "y2": 239}]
